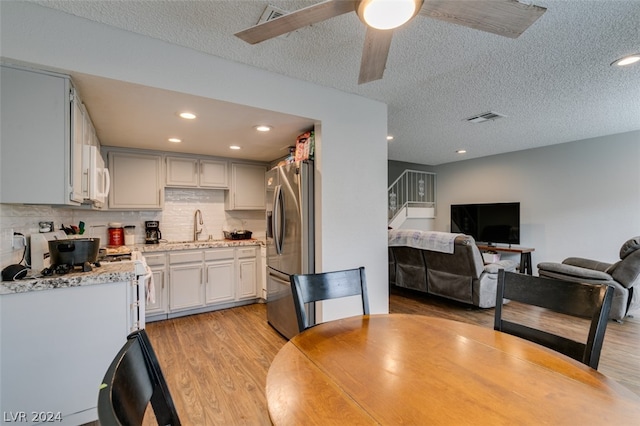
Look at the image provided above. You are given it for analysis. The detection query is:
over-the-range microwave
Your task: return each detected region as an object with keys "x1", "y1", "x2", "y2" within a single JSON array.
[{"x1": 83, "y1": 145, "x2": 110, "y2": 208}]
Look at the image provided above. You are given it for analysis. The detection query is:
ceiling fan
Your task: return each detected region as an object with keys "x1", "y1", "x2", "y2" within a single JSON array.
[{"x1": 235, "y1": 0, "x2": 546, "y2": 84}]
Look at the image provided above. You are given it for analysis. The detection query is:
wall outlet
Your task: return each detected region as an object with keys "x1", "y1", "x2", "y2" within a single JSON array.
[{"x1": 12, "y1": 233, "x2": 27, "y2": 249}]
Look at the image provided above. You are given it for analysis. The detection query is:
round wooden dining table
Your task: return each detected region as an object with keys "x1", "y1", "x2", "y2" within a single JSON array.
[{"x1": 266, "y1": 314, "x2": 640, "y2": 425}]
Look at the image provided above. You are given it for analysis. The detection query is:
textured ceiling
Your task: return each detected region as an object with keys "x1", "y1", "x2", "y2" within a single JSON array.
[{"x1": 33, "y1": 0, "x2": 640, "y2": 165}]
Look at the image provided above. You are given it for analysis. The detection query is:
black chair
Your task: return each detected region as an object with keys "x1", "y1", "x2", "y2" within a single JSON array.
[
  {"x1": 290, "y1": 267, "x2": 370, "y2": 333},
  {"x1": 98, "y1": 329, "x2": 181, "y2": 425},
  {"x1": 494, "y1": 269, "x2": 614, "y2": 369}
]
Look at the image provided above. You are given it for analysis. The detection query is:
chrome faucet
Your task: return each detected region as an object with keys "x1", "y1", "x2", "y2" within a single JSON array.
[{"x1": 193, "y1": 209, "x2": 203, "y2": 241}]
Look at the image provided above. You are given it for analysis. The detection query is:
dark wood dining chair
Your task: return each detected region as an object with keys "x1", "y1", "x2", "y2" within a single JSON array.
[
  {"x1": 98, "y1": 329, "x2": 181, "y2": 426},
  {"x1": 494, "y1": 269, "x2": 614, "y2": 369},
  {"x1": 291, "y1": 266, "x2": 369, "y2": 333}
]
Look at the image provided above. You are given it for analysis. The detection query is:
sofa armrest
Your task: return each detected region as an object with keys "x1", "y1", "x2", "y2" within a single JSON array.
[
  {"x1": 483, "y1": 260, "x2": 518, "y2": 274},
  {"x1": 562, "y1": 257, "x2": 612, "y2": 272},
  {"x1": 537, "y1": 261, "x2": 611, "y2": 281}
]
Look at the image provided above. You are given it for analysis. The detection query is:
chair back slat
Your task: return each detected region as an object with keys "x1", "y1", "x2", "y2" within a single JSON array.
[
  {"x1": 495, "y1": 269, "x2": 613, "y2": 369},
  {"x1": 291, "y1": 267, "x2": 369, "y2": 333},
  {"x1": 98, "y1": 329, "x2": 181, "y2": 426}
]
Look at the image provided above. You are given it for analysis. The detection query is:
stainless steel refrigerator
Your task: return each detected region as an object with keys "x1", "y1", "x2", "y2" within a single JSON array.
[{"x1": 266, "y1": 160, "x2": 314, "y2": 339}]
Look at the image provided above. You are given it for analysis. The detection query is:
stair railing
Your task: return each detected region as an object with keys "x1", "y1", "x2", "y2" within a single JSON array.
[{"x1": 388, "y1": 170, "x2": 436, "y2": 223}]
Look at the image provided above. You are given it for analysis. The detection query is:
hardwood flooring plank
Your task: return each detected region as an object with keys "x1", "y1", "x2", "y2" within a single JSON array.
[{"x1": 142, "y1": 290, "x2": 639, "y2": 425}]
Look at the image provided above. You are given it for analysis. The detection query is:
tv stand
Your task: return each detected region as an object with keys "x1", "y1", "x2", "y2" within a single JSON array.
[{"x1": 476, "y1": 244, "x2": 535, "y2": 275}]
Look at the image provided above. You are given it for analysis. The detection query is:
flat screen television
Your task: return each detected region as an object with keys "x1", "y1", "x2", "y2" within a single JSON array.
[{"x1": 450, "y1": 202, "x2": 520, "y2": 246}]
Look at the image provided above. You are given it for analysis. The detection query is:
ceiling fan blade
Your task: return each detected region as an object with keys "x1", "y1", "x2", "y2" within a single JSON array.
[
  {"x1": 235, "y1": 0, "x2": 358, "y2": 44},
  {"x1": 359, "y1": 28, "x2": 394, "y2": 84},
  {"x1": 420, "y1": 0, "x2": 546, "y2": 39}
]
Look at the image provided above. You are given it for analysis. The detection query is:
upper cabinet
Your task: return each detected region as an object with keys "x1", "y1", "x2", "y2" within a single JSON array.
[
  {"x1": 0, "y1": 64, "x2": 105, "y2": 208},
  {"x1": 105, "y1": 148, "x2": 267, "y2": 210},
  {"x1": 166, "y1": 156, "x2": 228, "y2": 188},
  {"x1": 0, "y1": 65, "x2": 82, "y2": 205},
  {"x1": 71, "y1": 94, "x2": 85, "y2": 204},
  {"x1": 107, "y1": 149, "x2": 163, "y2": 210},
  {"x1": 166, "y1": 156, "x2": 266, "y2": 210},
  {"x1": 200, "y1": 159, "x2": 229, "y2": 188},
  {"x1": 226, "y1": 163, "x2": 267, "y2": 210}
]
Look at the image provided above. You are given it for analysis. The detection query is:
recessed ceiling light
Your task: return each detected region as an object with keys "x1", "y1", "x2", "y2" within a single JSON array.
[
  {"x1": 179, "y1": 112, "x2": 197, "y2": 120},
  {"x1": 229, "y1": 145, "x2": 241, "y2": 150},
  {"x1": 168, "y1": 138, "x2": 182, "y2": 143},
  {"x1": 387, "y1": 135, "x2": 394, "y2": 141},
  {"x1": 255, "y1": 125, "x2": 272, "y2": 132},
  {"x1": 456, "y1": 150, "x2": 467, "y2": 154},
  {"x1": 611, "y1": 54, "x2": 640, "y2": 67}
]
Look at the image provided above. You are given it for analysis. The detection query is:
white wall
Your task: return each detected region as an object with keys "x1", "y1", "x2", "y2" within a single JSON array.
[
  {"x1": 0, "y1": 2, "x2": 389, "y2": 317},
  {"x1": 433, "y1": 131, "x2": 640, "y2": 266}
]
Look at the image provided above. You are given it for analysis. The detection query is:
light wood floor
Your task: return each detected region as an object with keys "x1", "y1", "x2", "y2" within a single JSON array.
[{"x1": 144, "y1": 288, "x2": 640, "y2": 425}]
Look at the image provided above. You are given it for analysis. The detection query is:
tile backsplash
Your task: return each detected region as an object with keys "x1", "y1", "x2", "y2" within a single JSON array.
[{"x1": 0, "y1": 188, "x2": 265, "y2": 269}]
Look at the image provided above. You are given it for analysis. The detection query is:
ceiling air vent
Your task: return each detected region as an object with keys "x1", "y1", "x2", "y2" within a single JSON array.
[
  {"x1": 257, "y1": 5, "x2": 287, "y2": 25},
  {"x1": 465, "y1": 111, "x2": 507, "y2": 123}
]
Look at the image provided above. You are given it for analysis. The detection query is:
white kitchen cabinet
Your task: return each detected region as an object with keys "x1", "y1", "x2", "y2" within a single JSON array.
[
  {"x1": 165, "y1": 156, "x2": 199, "y2": 186},
  {"x1": 204, "y1": 248, "x2": 235, "y2": 304},
  {"x1": 259, "y1": 245, "x2": 267, "y2": 299},
  {"x1": 84, "y1": 108, "x2": 99, "y2": 147},
  {"x1": 76, "y1": 100, "x2": 104, "y2": 205},
  {"x1": 71, "y1": 92, "x2": 85, "y2": 203},
  {"x1": 144, "y1": 253, "x2": 168, "y2": 320},
  {"x1": 0, "y1": 282, "x2": 129, "y2": 425},
  {"x1": 166, "y1": 156, "x2": 228, "y2": 188},
  {"x1": 168, "y1": 251, "x2": 204, "y2": 311},
  {"x1": 200, "y1": 159, "x2": 228, "y2": 188},
  {"x1": 155, "y1": 245, "x2": 261, "y2": 319},
  {"x1": 107, "y1": 149, "x2": 164, "y2": 210},
  {"x1": 0, "y1": 64, "x2": 84, "y2": 205},
  {"x1": 226, "y1": 163, "x2": 267, "y2": 210},
  {"x1": 237, "y1": 247, "x2": 258, "y2": 300}
]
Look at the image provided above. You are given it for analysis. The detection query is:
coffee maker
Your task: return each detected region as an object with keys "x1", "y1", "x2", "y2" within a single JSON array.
[{"x1": 145, "y1": 221, "x2": 162, "y2": 244}]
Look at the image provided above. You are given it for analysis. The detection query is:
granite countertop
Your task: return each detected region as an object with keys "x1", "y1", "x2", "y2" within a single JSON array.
[
  {"x1": 0, "y1": 262, "x2": 136, "y2": 296},
  {"x1": 135, "y1": 238, "x2": 264, "y2": 253},
  {"x1": 1, "y1": 239, "x2": 264, "y2": 296}
]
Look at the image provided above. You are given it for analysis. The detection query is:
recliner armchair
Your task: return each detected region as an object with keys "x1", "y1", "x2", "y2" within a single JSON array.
[{"x1": 537, "y1": 236, "x2": 640, "y2": 321}]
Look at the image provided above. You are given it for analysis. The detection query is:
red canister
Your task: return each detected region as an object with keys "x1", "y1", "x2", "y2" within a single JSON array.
[{"x1": 108, "y1": 222, "x2": 124, "y2": 246}]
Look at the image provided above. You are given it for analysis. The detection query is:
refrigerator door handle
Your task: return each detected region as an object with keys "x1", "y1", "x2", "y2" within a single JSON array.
[
  {"x1": 269, "y1": 269, "x2": 290, "y2": 286},
  {"x1": 273, "y1": 185, "x2": 285, "y2": 255}
]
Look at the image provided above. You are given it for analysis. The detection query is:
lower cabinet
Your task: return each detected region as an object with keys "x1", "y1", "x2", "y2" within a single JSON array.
[
  {"x1": 205, "y1": 248, "x2": 235, "y2": 304},
  {"x1": 169, "y1": 251, "x2": 205, "y2": 312},
  {"x1": 145, "y1": 245, "x2": 260, "y2": 320},
  {"x1": 145, "y1": 253, "x2": 168, "y2": 320},
  {"x1": 237, "y1": 247, "x2": 258, "y2": 300}
]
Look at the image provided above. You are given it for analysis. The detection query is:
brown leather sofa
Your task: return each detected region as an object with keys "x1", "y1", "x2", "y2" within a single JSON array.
[{"x1": 389, "y1": 230, "x2": 517, "y2": 308}]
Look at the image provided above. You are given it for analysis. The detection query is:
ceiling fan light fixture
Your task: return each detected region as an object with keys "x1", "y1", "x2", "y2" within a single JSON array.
[{"x1": 357, "y1": 0, "x2": 423, "y2": 30}]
